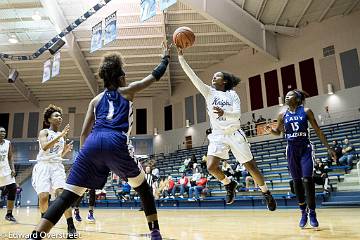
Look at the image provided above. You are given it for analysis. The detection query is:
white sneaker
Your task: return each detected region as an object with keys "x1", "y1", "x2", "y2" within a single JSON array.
[
  {"x1": 179, "y1": 195, "x2": 184, "y2": 198},
  {"x1": 170, "y1": 196, "x2": 175, "y2": 199}
]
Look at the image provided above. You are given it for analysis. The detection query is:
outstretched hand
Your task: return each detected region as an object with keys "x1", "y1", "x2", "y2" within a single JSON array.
[
  {"x1": 176, "y1": 45, "x2": 183, "y2": 56},
  {"x1": 161, "y1": 41, "x2": 171, "y2": 58}
]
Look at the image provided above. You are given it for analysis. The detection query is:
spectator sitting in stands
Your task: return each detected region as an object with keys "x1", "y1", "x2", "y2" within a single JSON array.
[
  {"x1": 243, "y1": 122, "x2": 251, "y2": 137},
  {"x1": 200, "y1": 153, "x2": 208, "y2": 175},
  {"x1": 257, "y1": 115, "x2": 266, "y2": 124},
  {"x1": 118, "y1": 180, "x2": 131, "y2": 201},
  {"x1": 183, "y1": 157, "x2": 193, "y2": 175},
  {"x1": 164, "y1": 176, "x2": 175, "y2": 199},
  {"x1": 192, "y1": 163, "x2": 202, "y2": 174},
  {"x1": 313, "y1": 159, "x2": 330, "y2": 193},
  {"x1": 95, "y1": 189, "x2": 106, "y2": 200},
  {"x1": 190, "y1": 154, "x2": 197, "y2": 164},
  {"x1": 245, "y1": 173, "x2": 258, "y2": 191},
  {"x1": 157, "y1": 177, "x2": 167, "y2": 199},
  {"x1": 339, "y1": 138, "x2": 356, "y2": 170},
  {"x1": 188, "y1": 173, "x2": 208, "y2": 201},
  {"x1": 233, "y1": 162, "x2": 243, "y2": 183},
  {"x1": 152, "y1": 166, "x2": 160, "y2": 180},
  {"x1": 172, "y1": 173, "x2": 189, "y2": 198},
  {"x1": 330, "y1": 140, "x2": 343, "y2": 166},
  {"x1": 221, "y1": 161, "x2": 234, "y2": 178}
]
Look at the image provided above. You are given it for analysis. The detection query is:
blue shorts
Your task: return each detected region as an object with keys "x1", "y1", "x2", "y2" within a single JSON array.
[
  {"x1": 286, "y1": 142, "x2": 313, "y2": 180},
  {"x1": 66, "y1": 131, "x2": 141, "y2": 189}
]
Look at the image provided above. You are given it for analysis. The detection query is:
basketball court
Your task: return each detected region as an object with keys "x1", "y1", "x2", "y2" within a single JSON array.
[
  {"x1": 1, "y1": 0, "x2": 360, "y2": 240},
  {"x1": 1, "y1": 208, "x2": 360, "y2": 240}
]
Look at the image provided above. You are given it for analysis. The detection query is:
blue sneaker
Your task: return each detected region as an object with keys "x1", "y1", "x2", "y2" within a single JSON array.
[
  {"x1": 87, "y1": 211, "x2": 95, "y2": 223},
  {"x1": 74, "y1": 210, "x2": 82, "y2": 222},
  {"x1": 150, "y1": 229, "x2": 162, "y2": 240},
  {"x1": 309, "y1": 209, "x2": 319, "y2": 229},
  {"x1": 299, "y1": 209, "x2": 308, "y2": 228}
]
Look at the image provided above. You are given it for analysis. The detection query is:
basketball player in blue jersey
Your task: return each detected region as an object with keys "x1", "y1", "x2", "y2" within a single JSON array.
[
  {"x1": 27, "y1": 43, "x2": 170, "y2": 240},
  {"x1": 177, "y1": 48, "x2": 276, "y2": 211},
  {"x1": 266, "y1": 90, "x2": 336, "y2": 229}
]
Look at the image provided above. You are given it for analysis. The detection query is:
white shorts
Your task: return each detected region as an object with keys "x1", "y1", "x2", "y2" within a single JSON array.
[
  {"x1": 207, "y1": 129, "x2": 253, "y2": 164},
  {"x1": 0, "y1": 174, "x2": 16, "y2": 187},
  {"x1": 32, "y1": 162, "x2": 66, "y2": 195}
]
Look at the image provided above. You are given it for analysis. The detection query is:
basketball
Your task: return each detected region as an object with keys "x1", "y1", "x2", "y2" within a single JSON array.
[{"x1": 173, "y1": 26, "x2": 195, "y2": 49}]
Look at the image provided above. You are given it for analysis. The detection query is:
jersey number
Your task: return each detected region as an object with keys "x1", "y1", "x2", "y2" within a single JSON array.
[
  {"x1": 290, "y1": 122, "x2": 299, "y2": 131},
  {"x1": 106, "y1": 100, "x2": 115, "y2": 120}
]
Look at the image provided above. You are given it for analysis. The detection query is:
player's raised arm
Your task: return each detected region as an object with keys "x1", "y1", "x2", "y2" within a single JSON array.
[
  {"x1": 120, "y1": 42, "x2": 170, "y2": 100},
  {"x1": 266, "y1": 112, "x2": 284, "y2": 136},
  {"x1": 80, "y1": 98, "x2": 96, "y2": 148},
  {"x1": 177, "y1": 48, "x2": 210, "y2": 98}
]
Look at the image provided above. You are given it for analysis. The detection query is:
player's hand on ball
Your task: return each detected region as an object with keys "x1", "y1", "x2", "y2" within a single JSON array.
[
  {"x1": 176, "y1": 46, "x2": 183, "y2": 56},
  {"x1": 213, "y1": 106, "x2": 224, "y2": 117},
  {"x1": 161, "y1": 41, "x2": 170, "y2": 58},
  {"x1": 61, "y1": 124, "x2": 70, "y2": 137}
]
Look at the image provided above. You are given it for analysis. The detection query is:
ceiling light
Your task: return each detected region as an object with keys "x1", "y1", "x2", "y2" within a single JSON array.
[
  {"x1": 8, "y1": 34, "x2": 18, "y2": 44},
  {"x1": 32, "y1": 11, "x2": 42, "y2": 21}
]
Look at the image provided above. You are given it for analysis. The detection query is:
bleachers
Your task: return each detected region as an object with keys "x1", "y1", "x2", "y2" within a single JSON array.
[{"x1": 13, "y1": 119, "x2": 360, "y2": 208}]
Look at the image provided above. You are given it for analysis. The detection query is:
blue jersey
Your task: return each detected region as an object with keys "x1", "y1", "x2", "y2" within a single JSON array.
[
  {"x1": 92, "y1": 90, "x2": 133, "y2": 138},
  {"x1": 283, "y1": 105, "x2": 309, "y2": 144}
]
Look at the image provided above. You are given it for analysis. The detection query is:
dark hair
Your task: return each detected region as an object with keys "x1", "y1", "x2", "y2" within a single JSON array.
[
  {"x1": 98, "y1": 53, "x2": 125, "y2": 89},
  {"x1": 222, "y1": 72, "x2": 241, "y2": 91},
  {"x1": 43, "y1": 104, "x2": 62, "y2": 129},
  {"x1": 293, "y1": 89, "x2": 309, "y2": 105}
]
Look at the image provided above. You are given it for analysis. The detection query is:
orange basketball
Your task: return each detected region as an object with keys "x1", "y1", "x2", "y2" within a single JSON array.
[{"x1": 173, "y1": 26, "x2": 195, "y2": 49}]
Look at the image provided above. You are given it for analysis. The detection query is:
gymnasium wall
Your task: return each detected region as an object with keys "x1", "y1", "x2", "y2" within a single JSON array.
[{"x1": 152, "y1": 10, "x2": 360, "y2": 153}]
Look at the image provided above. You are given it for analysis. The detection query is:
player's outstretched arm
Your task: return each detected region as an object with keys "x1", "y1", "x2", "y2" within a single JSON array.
[
  {"x1": 177, "y1": 48, "x2": 210, "y2": 97},
  {"x1": 38, "y1": 124, "x2": 70, "y2": 151},
  {"x1": 266, "y1": 112, "x2": 284, "y2": 135},
  {"x1": 306, "y1": 108, "x2": 335, "y2": 158},
  {"x1": 80, "y1": 98, "x2": 96, "y2": 148},
  {"x1": 120, "y1": 42, "x2": 170, "y2": 101}
]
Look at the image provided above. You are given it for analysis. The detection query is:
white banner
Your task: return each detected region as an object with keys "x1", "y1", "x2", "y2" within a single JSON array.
[
  {"x1": 140, "y1": 0, "x2": 156, "y2": 22},
  {"x1": 90, "y1": 21, "x2": 103, "y2": 53},
  {"x1": 51, "y1": 52, "x2": 61, "y2": 78},
  {"x1": 160, "y1": 0, "x2": 177, "y2": 11},
  {"x1": 104, "y1": 11, "x2": 117, "y2": 45},
  {"x1": 42, "y1": 59, "x2": 52, "y2": 83}
]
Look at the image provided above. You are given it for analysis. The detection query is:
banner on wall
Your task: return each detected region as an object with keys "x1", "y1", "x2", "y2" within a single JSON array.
[
  {"x1": 104, "y1": 11, "x2": 117, "y2": 45},
  {"x1": 160, "y1": 0, "x2": 177, "y2": 11},
  {"x1": 42, "y1": 59, "x2": 52, "y2": 83},
  {"x1": 140, "y1": 0, "x2": 156, "y2": 22},
  {"x1": 51, "y1": 52, "x2": 61, "y2": 78},
  {"x1": 90, "y1": 21, "x2": 103, "y2": 53}
]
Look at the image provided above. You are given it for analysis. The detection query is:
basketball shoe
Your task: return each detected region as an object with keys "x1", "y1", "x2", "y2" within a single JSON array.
[
  {"x1": 150, "y1": 229, "x2": 162, "y2": 240},
  {"x1": 299, "y1": 209, "x2": 308, "y2": 228},
  {"x1": 5, "y1": 213, "x2": 16, "y2": 222},
  {"x1": 87, "y1": 210, "x2": 95, "y2": 223},
  {"x1": 309, "y1": 209, "x2": 319, "y2": 229},
  {"x1": 262, "y1": 191, "x2": 277, "y2": 211},
  {"x1": 225, "y1": 180, "x2": 237, "y2": 204},
  {"x1": 74, "y1": 209, "x2": 82, "y2": 222}
]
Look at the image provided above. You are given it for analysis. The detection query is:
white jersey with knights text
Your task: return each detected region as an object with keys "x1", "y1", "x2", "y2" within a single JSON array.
[
  {"x1": 36, "y1": 129, "x2": 65, "y2": 163},
  {"x1": 0, "y1": 140, "x2": 11, "y2": 177},
  {"x1": 179, "y1": 56, "x2": 241, "y2": 132}
]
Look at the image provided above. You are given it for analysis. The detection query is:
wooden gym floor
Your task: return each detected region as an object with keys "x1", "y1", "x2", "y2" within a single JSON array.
[{"x1": 0, "y1": 208, "x2": 359, "y2": 240}]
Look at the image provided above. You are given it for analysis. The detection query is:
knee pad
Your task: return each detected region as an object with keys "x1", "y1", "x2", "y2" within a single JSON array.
[
  {"x1": 303, "y1": 177, "x2": 316, "y2": 210},
  {"x1": 6, "y1": 183, "x2": 16, "y2": 201},
  {"x1": 128, "y1": 171, "x2": 145, "y2": 188},
  {"x1": 134, "y1": 180, "x2": 157, "y2": 217},
  {"x1": 43, "y1": 190, "x2": 81, "y2": 225}
]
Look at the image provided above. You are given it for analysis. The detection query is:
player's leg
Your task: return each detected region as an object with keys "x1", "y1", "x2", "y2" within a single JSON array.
[
  {"x1": 32, "y1": 163, "x2": 51, "y2": 218},
  {"x1": 72, "y1": 194, "x2": 83, "y2": 222},
  {"x1": 87, "y1": 189, "x2": 96, "y2": 223},
  {"x1": 52, "y1": 163, "x2": 77, "y2": 236},
  {"x1": 301, "y1": 145, "x2": 318, "y2": 228},
  {"x1": 28, "y1": 186, "x2": 86, "y2": 240},
  {"x1": 55, "y1": 188, "x2": 77, "y2": 237},
  {"x1": 230, "y1": 130, "x2": 276, "y2": 210},
  {"x1": 287, "y1": 144, "x2": 308, "y2": 228},
  {"x1": 4, "y1": 182, "x2": 16, "y2": 222},
  {"x1": 109, "y1": 145, "x2": 162, "y2": 240}
]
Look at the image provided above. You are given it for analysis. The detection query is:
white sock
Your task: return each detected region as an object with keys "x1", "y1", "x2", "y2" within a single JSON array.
[
  {"x1": 221, "y1": 176, "x2": 231, "y2": 185},
  {"x1": 259, "y1": 184, "x2": 268, "y2": 193}
]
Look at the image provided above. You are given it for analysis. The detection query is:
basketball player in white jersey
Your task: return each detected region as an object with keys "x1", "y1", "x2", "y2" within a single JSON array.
[
  {"x1": 178, "y1": 49, "x2": 276, "y2": 210},
  {"x1": 31, "y1": 105, "x2": 77, "y2": 238},
  {"x1": 0, "y1": 126, "x2": 17, "y2": 222}
]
